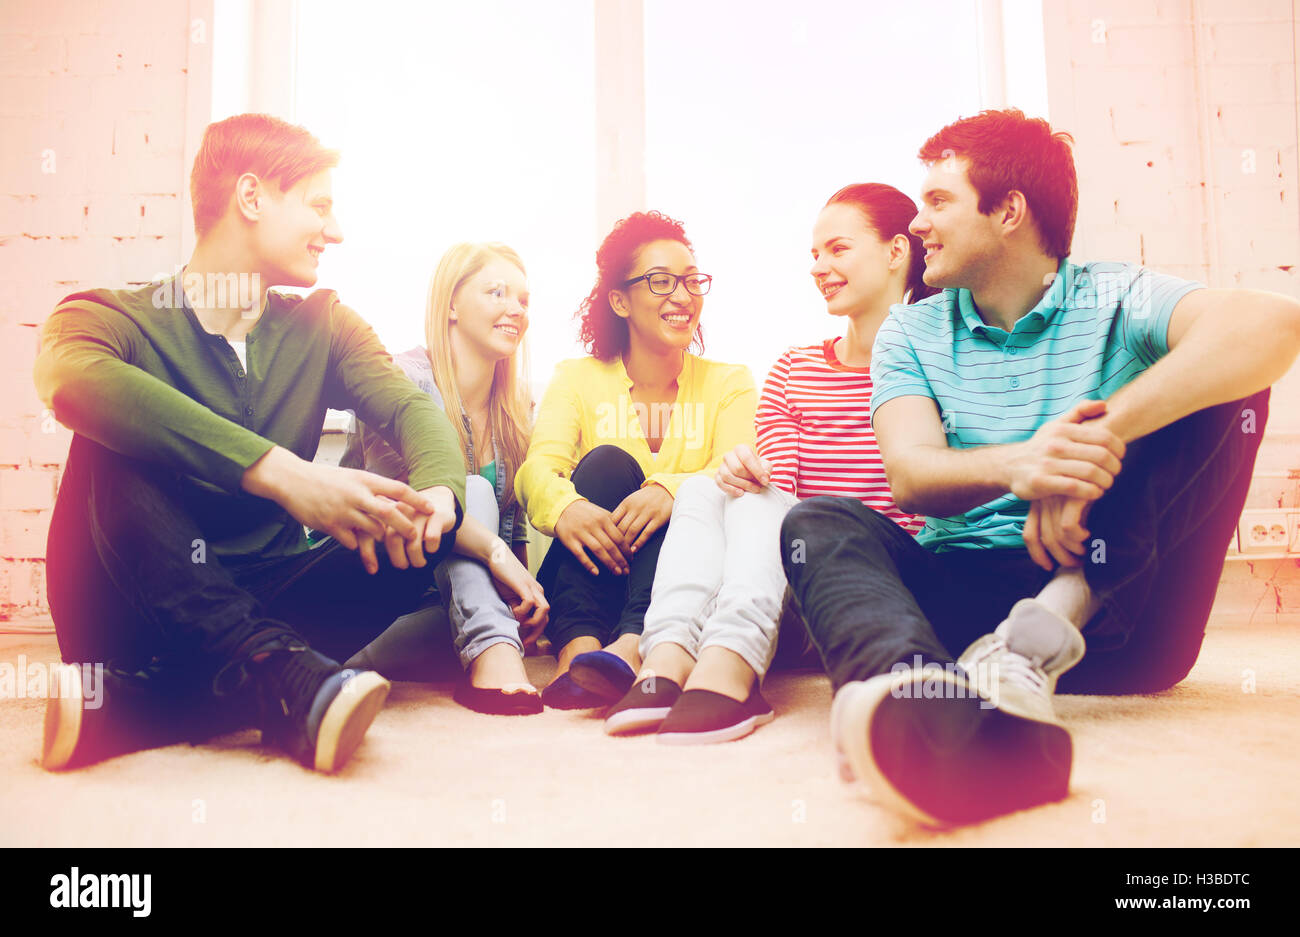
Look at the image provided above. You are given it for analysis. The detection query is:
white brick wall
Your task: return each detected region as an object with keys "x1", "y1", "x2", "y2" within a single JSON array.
[
  {"x1": 1052, "y1": 2, "x2": 1299, "y2": 291},
  {"x1": 1, "y1": 1, "x2": 1295, "y2": 621},
  {"x1": 0, "y1": 0, "x2": 205, "y2": 619},
  {"x1": 1045, "y1": 0, "x2": 1300, "y2": 616}
]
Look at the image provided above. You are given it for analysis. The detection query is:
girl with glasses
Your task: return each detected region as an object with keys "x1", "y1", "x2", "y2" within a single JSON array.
[
  {"x1": 515, "y1": 211, "x2": 757, "y2": 710},
  {"x1": 601, "y1": 184, "x2": 934, "y2": 742},
  {"x1": 344, "y1": 243, "x2": 548, "y2": 715}
]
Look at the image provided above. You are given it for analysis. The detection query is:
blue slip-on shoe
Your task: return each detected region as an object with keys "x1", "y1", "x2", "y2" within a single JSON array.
[
  {"x1": 540, "y1": 671, "x2": 609, "y2": 710},
  {"x1": 567, "y1": 650, "x2": 637, "y2": 702}
]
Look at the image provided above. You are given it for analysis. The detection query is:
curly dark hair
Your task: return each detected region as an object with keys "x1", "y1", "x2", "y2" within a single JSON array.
[{"x1": 577, "y1": 210, "x2": 704, "y2": 361}]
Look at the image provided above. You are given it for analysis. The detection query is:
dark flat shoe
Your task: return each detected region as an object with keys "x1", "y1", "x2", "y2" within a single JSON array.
[
  {"x1": 453, "y1": 680, "x2": 543, "y2": 716},
  {"x1": 605, "y1": 677, "x2": 682, "y2": 735},
  {"x1": 568, "y1": 650, "x2": 637, "y2": 702},
  {"x1": 656, "y1": 687, "x2": 774, "y2": 745}
]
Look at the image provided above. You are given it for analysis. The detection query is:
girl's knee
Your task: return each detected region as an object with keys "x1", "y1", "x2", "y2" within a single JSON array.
[
  {"x1": 571, "y1": 445, "x2": 644, "y2": 505},
  {"x1": 674, "y1": 474, "x2": 724, "y2": 510},
  {"x1": 463, "y1": 473, "x2": 500, "y2": 524},
  {"x1": 574, "y1": 444, "x2": 640, "y2": 477}
]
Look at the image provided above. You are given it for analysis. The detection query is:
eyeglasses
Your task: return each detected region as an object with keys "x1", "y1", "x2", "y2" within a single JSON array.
[{"x1": 622, "y1": 272, "x2": 713, "y2": 296}]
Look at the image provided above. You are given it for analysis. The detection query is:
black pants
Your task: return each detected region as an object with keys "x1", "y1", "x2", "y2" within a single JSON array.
[
  {"x1": 46, "y1": 435, "x2": 456, "y2": 737},
  {"x1": 781, "y1": 390, "x2": 1268, "y2": 696},
  {"x1": 536, "y1": 445, "x2": 668, "y2": 650}
]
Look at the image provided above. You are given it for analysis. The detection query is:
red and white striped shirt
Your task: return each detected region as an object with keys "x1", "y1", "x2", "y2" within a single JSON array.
[{"x1": 757, "y1": 339, "x2": 922, "y2": 534}]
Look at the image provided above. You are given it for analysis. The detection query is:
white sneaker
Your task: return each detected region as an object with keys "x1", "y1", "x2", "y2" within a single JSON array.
[
  {"x1": 41, "y1": 663, "x2": 86, "y2": 770},
  {"x1": 830, "y1": 663, "x2": 1073, "y2": 827},
  {"x1": 957, "y1": 599, "x2": 1086, "y2": 728}
]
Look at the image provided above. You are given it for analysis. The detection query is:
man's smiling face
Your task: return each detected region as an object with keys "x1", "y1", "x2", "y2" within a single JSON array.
[
  {"x1": 909, "y1": 155, "x2": 1002, "y2": 291},
  {"x1": 252, "y1": 170, "x2": 343, "y2": 288}
]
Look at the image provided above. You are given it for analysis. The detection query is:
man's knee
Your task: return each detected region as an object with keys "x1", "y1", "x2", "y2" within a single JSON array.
[
  {"x1": 1060, "y1": 626, "x2": 1204, "y2": 695},
  {"x1": 782, "y1": 497, "x2": 857, "y2": 573},
  {"x1": 781, "y1": 496, "x2": 880, "y2": 545}
]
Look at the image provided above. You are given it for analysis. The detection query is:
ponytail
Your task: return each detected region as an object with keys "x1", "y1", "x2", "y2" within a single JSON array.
[{"x1": 825, "y1": 183, "x2": 939, "y2": 304}]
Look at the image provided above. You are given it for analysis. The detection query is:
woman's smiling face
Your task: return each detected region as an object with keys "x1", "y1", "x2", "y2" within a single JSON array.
[
  {"x1": 611, "y1": 238, "x2": 703, "y2": 354},
  {"x1": 809, "y1": 201, "x2": 897, "y2": 317},
  {"x1": 450, "y1": 256, "x2": 529, "y2": 361}
]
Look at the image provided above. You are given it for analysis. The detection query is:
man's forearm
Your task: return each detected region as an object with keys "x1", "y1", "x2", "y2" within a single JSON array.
[
  {"x1": 1098, "y1": 298, "x2": 1300, "y2": 443},
  {"x1": 888, "y1": 443, "x2": 1019, "y2": 517},
  {"x1": 241, "y1": 445, "x2": 300, "y2": 502}
]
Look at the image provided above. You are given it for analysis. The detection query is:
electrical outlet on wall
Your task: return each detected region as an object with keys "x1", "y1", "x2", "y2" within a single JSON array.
[{"x1": 1239, "y1": 510, "x2": 1290, "y2": 554}]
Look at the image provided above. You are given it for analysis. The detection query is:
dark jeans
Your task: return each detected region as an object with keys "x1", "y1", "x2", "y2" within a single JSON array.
[
  {"x1": 45, "y1": 435, "x2": 457, "y2": 739},
  {"x1": 782, "y1": 390, "x2": 1269, "y2": 696},
  {"x1": 536, "y1": 445, "x2": 668, "y2": 651}
]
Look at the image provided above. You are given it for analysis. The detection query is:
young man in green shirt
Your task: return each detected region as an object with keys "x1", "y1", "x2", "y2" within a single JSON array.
[{"x1": 34, "y1": 113, "x2": 467, "y2": 774}]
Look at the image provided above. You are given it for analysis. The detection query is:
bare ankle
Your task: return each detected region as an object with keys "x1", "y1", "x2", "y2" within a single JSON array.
[
  {"x1": 605, "y1": 633, "x2": 642, "y2": 671},
  {"x1": 469, "y1": 643, "x2": 531, "y2": 689},
  {"x1": 555, "y1": 636, "x2": 601, "y2": 674},
  {"x1": 685, "y1": 647, "x2": 757, "y2": 702}
]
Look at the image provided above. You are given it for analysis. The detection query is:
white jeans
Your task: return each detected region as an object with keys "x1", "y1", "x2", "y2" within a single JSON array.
[{"x1": 641, "y1": 475, "x2": 798, "y2": 679}]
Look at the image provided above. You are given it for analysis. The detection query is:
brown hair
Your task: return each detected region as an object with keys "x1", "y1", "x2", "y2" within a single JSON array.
[
  {"x1": 190, "y1": 113, "x2": 340, "y2": 237},
  {"x1": 918, "y1": 108, "x2": 1078, "y2": 259},
  {"x1": 825, "y1": 183, "x2": 939, "y2": 303}
]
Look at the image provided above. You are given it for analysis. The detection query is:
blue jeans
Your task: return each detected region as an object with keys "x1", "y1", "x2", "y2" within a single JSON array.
[
  {"x1": 781, "y1": 390, "x2": 1269, "y2": 695},
  {"x1": 345, "y1": 474, "x2": 527, "y2": 679}
]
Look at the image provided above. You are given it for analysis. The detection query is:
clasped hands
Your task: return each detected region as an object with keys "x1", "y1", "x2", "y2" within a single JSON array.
[
  {"x1": 703, "y1": 398, "x2": 1126, "y2": 574},
  {"x1": 244, "y1": 447, "x2": 458, "y2": 576},
  {"x1": 1010, "y1": 399, "x2": 1126, "y2": 571},
  {"x1": 552, "y1": 483, "x2": 675, "y2": 576}
]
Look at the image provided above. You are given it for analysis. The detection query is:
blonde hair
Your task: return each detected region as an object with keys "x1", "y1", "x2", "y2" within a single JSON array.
[{"x1": 425, "y1": 242, "x2": 533, "y2": 516}]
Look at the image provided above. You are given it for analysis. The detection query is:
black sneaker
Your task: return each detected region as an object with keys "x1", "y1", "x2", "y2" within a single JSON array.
[
  {"x1": 604, "y1": 676, "x2": 682, "y2": 735},
  {"x1": 41, "y1": 662, "x2": 195, "y2": 770},
  {"x1": 656, "y1": 687, "x2": 774, "y2": 745},
  {"x1": 255, "y1": 646, "x2": 390, "y2": 773}
]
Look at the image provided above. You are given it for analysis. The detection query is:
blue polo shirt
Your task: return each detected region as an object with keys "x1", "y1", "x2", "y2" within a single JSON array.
[{"x1": 871, "y1": 259, "x2": 1203, "y2": 552}]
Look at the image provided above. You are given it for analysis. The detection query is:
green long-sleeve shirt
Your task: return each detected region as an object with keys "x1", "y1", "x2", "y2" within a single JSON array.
[{"x1": 34, "y1": 276, "x2": 466, "y2": 560}]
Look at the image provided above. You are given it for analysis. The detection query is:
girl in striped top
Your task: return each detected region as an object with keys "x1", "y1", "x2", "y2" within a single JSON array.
[{"x1": 602, "y1": 183, "x2": 935, "y2": 743}]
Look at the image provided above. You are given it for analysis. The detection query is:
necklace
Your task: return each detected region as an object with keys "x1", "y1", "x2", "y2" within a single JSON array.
[{"x1": 466, "y1": 407, "x2": 493, "y2": 464}]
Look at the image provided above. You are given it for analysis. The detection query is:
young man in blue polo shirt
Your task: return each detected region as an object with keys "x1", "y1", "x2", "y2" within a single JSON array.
[{"x1": 772, "y1": 109, "x2": 1300, "y2": 826}]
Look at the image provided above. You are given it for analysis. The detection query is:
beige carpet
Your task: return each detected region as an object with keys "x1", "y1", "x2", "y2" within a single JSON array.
[{"x1": 1, "y1": 619, "x2": 1297, "y2": 847}]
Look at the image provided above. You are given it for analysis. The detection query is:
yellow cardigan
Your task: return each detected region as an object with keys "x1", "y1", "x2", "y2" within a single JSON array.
[{"x1": 516, "y1": 354, "x2": 758, "y2": 536}]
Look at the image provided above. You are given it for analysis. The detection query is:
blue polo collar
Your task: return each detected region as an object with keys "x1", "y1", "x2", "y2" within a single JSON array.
[{"x1": 956, "y1": 258, "x2": 1075, "y2": 340}]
